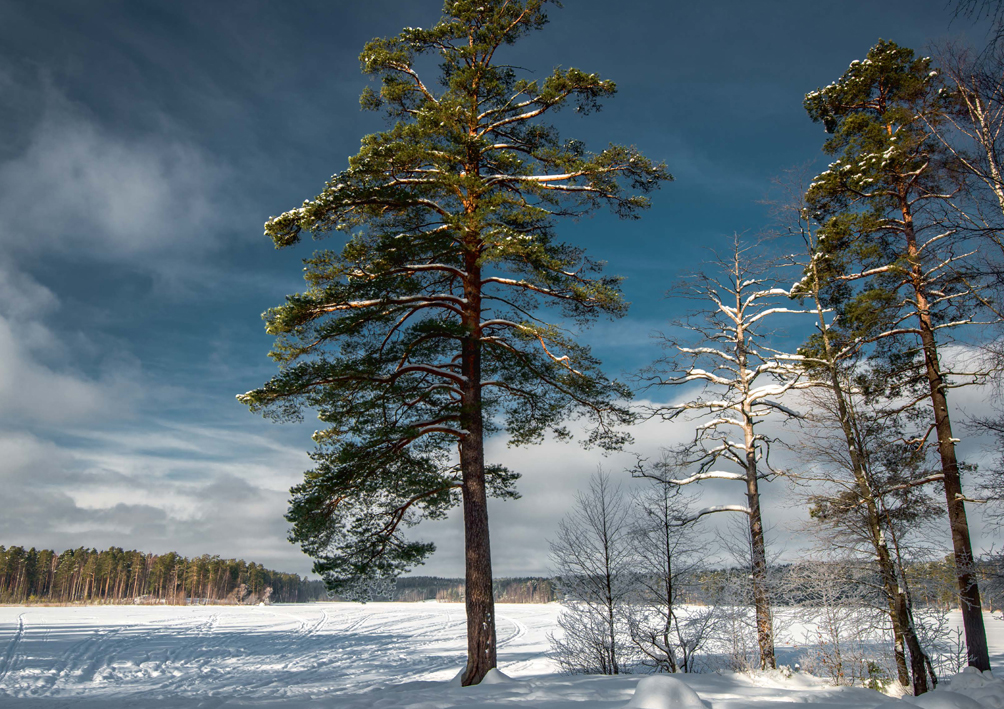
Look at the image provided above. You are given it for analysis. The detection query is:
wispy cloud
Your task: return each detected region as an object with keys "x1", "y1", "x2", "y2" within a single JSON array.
[
  {"x1": 0, "y1": 87, "x2": 234, "y2": 264},
  {"x1": 0, "y1": 421, "x2": 315, "y2": 572}
]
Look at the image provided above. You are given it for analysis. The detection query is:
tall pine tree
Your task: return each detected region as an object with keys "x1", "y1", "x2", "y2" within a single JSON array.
[
  {"x1": 239, "y1": 0, "x2": 668, "y2": 685},
  {"x1": 778, "y1": 172, "x2": 935, "y2": 692},
  {"x1": 803, "y1": 40, "x2": 990, "y2": 671}
]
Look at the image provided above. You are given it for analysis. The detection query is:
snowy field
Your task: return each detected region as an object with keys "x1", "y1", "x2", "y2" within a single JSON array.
[{"x1": 0, "y1": 602, "x2": 1002, "y2": 709}]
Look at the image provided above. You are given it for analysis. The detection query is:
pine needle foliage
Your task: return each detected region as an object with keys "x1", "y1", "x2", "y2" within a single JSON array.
[
  {"x1": 801, "y1": 39, "x2": 991, "y2": 672},
  {"x1": 239, "y1": 0, "x2": 669, "y2": 684}
]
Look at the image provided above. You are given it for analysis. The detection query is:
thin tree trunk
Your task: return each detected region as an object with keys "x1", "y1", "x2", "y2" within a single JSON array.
[
  {"x1": 746, "y1": 461, "x2": 776, "y2": 670},
  {"x1": 735, "y1": 265, "x2": 775, "y2": 671},
  {"x1": 879, "y1": 557, "x2": 911, "y2": 686},
  {"x1": 604, "y1": 513, "x2": 620, "y2": 675},
  {"x1": 896, "y1": 591, "x2": 932, "y2": 691},
  {"x1": 663, "y1": 523, "x2": 678, "y2": 673}
]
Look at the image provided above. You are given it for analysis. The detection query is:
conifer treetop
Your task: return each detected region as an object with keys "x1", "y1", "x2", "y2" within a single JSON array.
[{"x1": 240, "y1": 0, "x2": 670, "y2": 592}]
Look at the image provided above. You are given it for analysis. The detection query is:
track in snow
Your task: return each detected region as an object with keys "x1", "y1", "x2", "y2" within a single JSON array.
[
  {"x1": 0, "y1": 603, "x2": 560, "y2": 701},
  {"x1": 0, "y1": 604, "x2": 999, "y2": 709},
  {"x1": 0, "y1": 613, "x2": 24, "y2": 685}
]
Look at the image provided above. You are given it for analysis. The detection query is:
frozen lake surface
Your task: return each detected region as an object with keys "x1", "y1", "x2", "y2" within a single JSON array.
[
  {"x1": 0, "y1": 602, "x2": 556, "y2": 705},
  {"x1": 0, "y1": 603, "x2": 1002, "y2": 708}
]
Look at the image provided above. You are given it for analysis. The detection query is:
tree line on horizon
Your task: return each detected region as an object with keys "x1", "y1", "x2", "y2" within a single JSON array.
[
  {"x1": 0, "y1": 546, "x2": 328, "y2": 605},
  {"x1": 0, "y1": 548, "x2": 567, "y2": 605},
  {"x1": 393, "y1": 576, "x2": 558, "y2": 604}
]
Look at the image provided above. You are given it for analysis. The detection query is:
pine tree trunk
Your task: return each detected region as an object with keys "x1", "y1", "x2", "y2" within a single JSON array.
[
  {"x1": 459, "y1": 435, "x2": 496, "y2": 686},
  {"x1": 919, "y1": 318, "x2": 990, "y2": 670},
  {"x1": 459, "y1": 252, "x2": 497, "y2": 687},
  {"x1": 902, "y1": 206, "x2": 990, "y2": 671}
]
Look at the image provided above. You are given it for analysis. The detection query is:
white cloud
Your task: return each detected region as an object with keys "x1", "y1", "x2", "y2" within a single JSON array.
[
  {"x1": 410, "y1": 405, "x2": 749, "y2": 577},
  {"x1": 0, "y1": 91, "x2": 231, "y2": 261},
  {"x1": 0, "y1": 262, "x2": 139, "y2": 425},
  {"x1": 0, "y1": 423, "x2": 316, "y2": 574},
  {"x1": 0, "y1": 83, "x2": 307, "y2": 569},
  {"x1": 0, "y1": 265, "x2": 59, "y2": 319}
]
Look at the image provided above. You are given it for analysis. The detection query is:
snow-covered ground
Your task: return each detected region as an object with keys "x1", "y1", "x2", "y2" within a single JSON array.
[{"x1": 0, "y1": 602, "x2": 1001, "y2": 708}]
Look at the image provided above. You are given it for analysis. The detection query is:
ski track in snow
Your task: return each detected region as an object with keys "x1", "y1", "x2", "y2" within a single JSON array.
[
  {"x1": 0, "y1": 603, "x2": 561, "y2": 701},
  {"x1": 0, "y1": 604, "x2": 999, "y2": 708},
  {"x1": 0, "y1": 613, "x2": 24, "y2": 685}
]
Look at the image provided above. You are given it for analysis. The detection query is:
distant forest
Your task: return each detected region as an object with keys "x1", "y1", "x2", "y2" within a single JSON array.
[
  {"x1": 0, "y1": 546, "x2": 560, "y2": 605},
  {"x1": 0, "y1": 546, "x2": 328, "y2": 604},
  {"x1": 392, "y1": 577, "x2": 558, "y2": 604}
]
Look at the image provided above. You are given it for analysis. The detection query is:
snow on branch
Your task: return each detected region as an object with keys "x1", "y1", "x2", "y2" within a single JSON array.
[
  {"x1": 480, "y1": 318, "x2": 532, "y2": 332},
  {"x1": 681, "y1": 368, "x2": 734, "y2": 387},
  {"x1": 756, "y1": 399, "x2": 805, "y2": 418},
  {"x1": 676, "y1": 346, "x2": 739, "y2": 363},
  {"x1": 384, "y1": 61, "x2": 439, "y2": 104},
  {"x1": 745, "y1": 307, "x2": 809, "y2": 326},
  {"x1": 313, "y1": 293, "x2": 467, "y2": 315},
  {"x1": 537, "y1": 335, "x2": 583, "y2": 376},
  {"x1": 695, "y1": 416, "x2": 743, "y2": 431},
  {"x1": 878, "y1": 473, "x2": 944, "y2": 497},
  {"x1": 933, "y1": 319, "x2": 974, "y2": 331},
  {"x1": 395, "y1": 364, "x2": 468, "y2": 386},
  {"x1": 673, "y1": 504, "x2": 752, "y2": 526},
  {"x1": 741, "y1": 287, "x2": 794, "y2": 309},
  {"x1": 659, "y1": 470, "x2": 746, "y2": 486},
  {"x1": 480, "y1": 277, "x2": 586, "y2": 303}
]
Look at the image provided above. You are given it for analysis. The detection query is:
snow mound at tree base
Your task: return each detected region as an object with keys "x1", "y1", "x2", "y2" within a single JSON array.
[
  {"x1": 914, "y1": 690, "x2": 985, "y2": 709},
  {"x1": 448, "y1": 666, "x2": 515, "y2": 687},
  {"x1": 933, "y1": 668, "x2": 1004, "y2": 709},
  {"x1": 624, "y1": 675, "x2": 709, "y2": 709}
]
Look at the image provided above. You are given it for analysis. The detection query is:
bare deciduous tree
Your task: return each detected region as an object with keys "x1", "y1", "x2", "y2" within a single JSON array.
[
  {"x1": 549, "y1": 471, "x2": 636, "y2": 675},
  {"x1": 628, "y1": 483, "x2": 714, "y2": 673}
]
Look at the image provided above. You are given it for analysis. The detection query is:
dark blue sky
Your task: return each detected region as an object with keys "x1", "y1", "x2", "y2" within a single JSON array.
[{"x1": 0, "y1": 0, "x2": 993, "y2": 576}]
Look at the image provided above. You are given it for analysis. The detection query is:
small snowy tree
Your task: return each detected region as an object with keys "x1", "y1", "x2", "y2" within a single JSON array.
[
  {"x1": 782, "y1": 560, "x2": 893, "y2": 688},
  {"x1": 549, "y1": 471, "x2": 637, "y2": 675},
  {"x1": 640, "y1": 237, "x2": 809, "y2": 670},
  {"x1": 795, "y1": 384, "x2": 944, "y2": 692}
]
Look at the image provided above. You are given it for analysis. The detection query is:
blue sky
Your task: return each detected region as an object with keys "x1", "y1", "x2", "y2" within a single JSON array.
[{"x1": 0, "y1": 0, "x2": 996, "y2": 577}]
